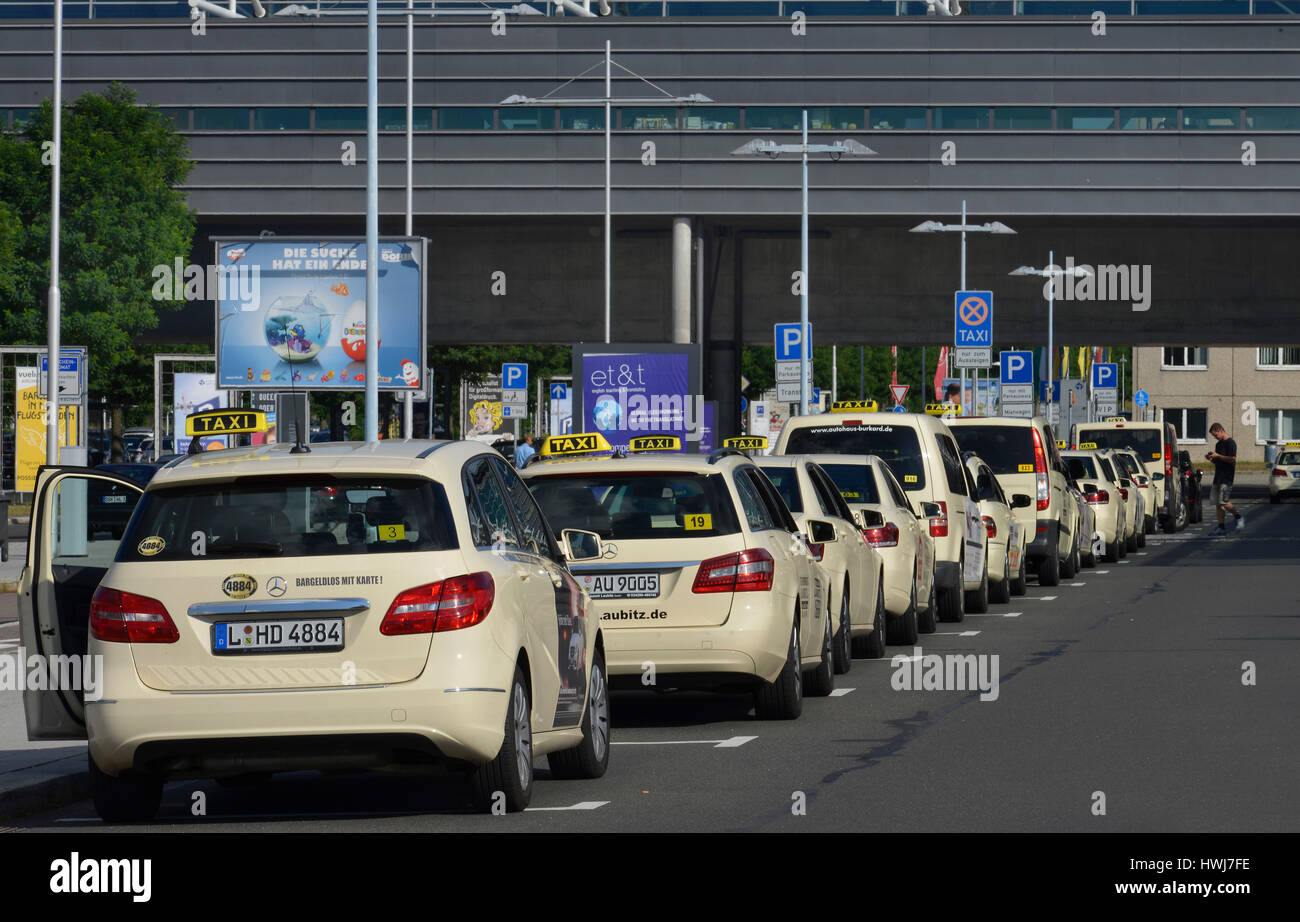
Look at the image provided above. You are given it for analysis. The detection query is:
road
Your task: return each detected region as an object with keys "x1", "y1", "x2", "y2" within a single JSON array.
[{"x1": 5, "y1": 487, "x2": 1298, "y2": 833}]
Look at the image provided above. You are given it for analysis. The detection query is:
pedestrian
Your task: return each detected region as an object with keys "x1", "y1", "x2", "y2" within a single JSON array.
[
  {"x1": 1206, "y1": 422, "x2": 1242, "y2": 535},
  {"x1": 514, "y1": 433, "x2": 536, "y2": 469}
]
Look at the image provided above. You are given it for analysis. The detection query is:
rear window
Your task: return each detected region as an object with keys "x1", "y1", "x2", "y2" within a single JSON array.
[
  {"x1": 818, "y1": 463, "x2": 882, "y2": 505},
  {"x1": 1114, "y1": 454, "x2": 1142, "y2": 478},
  {"x1": 784, "y1": 424, "x2": 927, "y2": 491},
  {"x1": 528, "y1": 472, "x2": 740, "y2": 541},
  {"x1": 1278, "y1": 451, "x2": 1300, "y2": 466},
  {"x1": 1077, "y1": 427, "x2": 1163, "y2": 462},
  {"x1": 1066, "y1": 456, "x2": 1099, "y2": 481},
  {"x1": 949, "y1": 425, "x2": 1036, "y2": 476},
  {"x1": 118, "y1": 475, "x2": 457, "y2": 561},
  {"x1": 756, "y1": 465, "x2": 802, "y2": 513}
]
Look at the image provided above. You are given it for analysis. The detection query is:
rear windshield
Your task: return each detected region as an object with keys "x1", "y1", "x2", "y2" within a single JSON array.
[
  {"x1": 1114, "y1": 454, "x2": 1142, "y2": 478},
  {"x1": 784, "y1": 424, "x2": 927, "y2": 491},
  {"x1": 1279, "y1": 451, "x2": 1300, "y2": 466},
  {"x1": 1066, "y1": 457, "x2": 1100, "y2": 481},
  {"x1": 818, "y1": 463, "x2": 882, "y2": 505},
  {"x1": 949, "y1": 425, "x2": 1036, "y2": 476},
  {"x1": 755, "y1": 466, "x2": 802, "y2": 513},
  {"x1": 528, "y1": 472, "x2": 740, "y2": 541},
  {"x1": 1077, "y1": 427, "x2": 1163, "y2": 463},
  {"x1": 117, "y1": 475, "x2": 457, "y2": 562}
]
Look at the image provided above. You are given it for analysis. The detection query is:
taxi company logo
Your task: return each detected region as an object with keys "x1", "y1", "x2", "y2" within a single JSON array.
[
  {"x1": 267, "y1": 576, "x2": 287, "y2": 598},
  {"x1": 1042, "y1": 257, "x2": 1152, "y2": 312},
  {"x1": 221, "y1": 574, "x2": 257, "y2": 599},
  {"x1": 136, "y1": 536, "x2": 166, "y2": 557},
  {"x1": 890, "y1": 647, "x2": 1000, "y2": 702},
  {"x1": 49, "y1": 852, "x2": 151, "y2": 903}
]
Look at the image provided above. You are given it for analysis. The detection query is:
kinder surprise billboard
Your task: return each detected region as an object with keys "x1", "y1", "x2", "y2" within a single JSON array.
[{"x1": 214, "y1": 238, "x2": 427, "y2": 391}]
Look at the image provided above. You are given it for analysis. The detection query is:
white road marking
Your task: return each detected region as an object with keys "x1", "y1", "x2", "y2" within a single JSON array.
[
  {"x1": 1033, "y1": 595, "x2": 1058, "y2": 601},
  {"x1": 1118, "y1": 560, "x2": 1130, "y2": 564},
  {"x1": 613, "y1": 734, "x2": 757, "y2": 749},
  {"x1": 1093, "y1": 570, "x2": 1110, "y2": 574},
  {"x1": 1136, "y1": 552, "x2": 1148, "y2": 556},
  {"x1": 526, "y1": 801, "x2": 610, "y2": 812},
  {"x1": 1070, "y1": 582, "x2": 1087, "y2": 586},
  {"x1": 966, "y1": 612, "x2": 1021, "y2": 618},
  {"x1": 829, "y1": 687, "x2": 855, "y2": 697},
  {"x1": 713, "y1": 735, "x2": 758, "y2": 748},
  {"x1": 935, "y1": 630, "x2": 981, "y2": 636}
]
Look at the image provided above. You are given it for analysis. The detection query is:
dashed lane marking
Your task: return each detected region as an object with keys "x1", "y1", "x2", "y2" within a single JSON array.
[
  {"x1": 966, "y1": 612, "x2": 1021, "y2": 618},
  {"x1": 935, "y1": 630, "x2": 981, "y2": 636},
  {"x1": 613, "y1": 735, "x2": 757, "y2": 749},
  {"x1": 829, "y1": 687, "x2": 855, "y2": 697},
  {"x1": 526, "y1": 801, "x2": 610, "y2": 812}
]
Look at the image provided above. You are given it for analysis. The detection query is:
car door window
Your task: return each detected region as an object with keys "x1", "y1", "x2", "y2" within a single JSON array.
[
  {"x1": 809, "y1": 466, "x2": 852, "y2": 521},
  {"x1": 935, "y1": 434, "x2": 968, "y2": 496},
  {"x1": 492, "y1": 456, "x2": 560, "y2": 562},
  {"x1": 464, "y1": 456, "x2": 519, "y2": 549},
  {"x1": 732, "y1": 469, "x2": 779, "y2": 532},
  {"x1": 749, "y1": 468, "x2": 800, "y2": 533}
]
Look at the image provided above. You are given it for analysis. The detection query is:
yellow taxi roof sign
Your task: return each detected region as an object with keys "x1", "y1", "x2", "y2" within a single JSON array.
[
  {"x1": 723, "y1": 436, "x2": 768, "y2": 451},
  {"x1": 1105, "y1": 416, "x2": 1127, "y2": 422},
  {"x1": 1078, "y1": 441, "x2": 1099, "y2": 450},
  {"x1": 185, "y1": 409, "x2": 268, "y2": 437},
  {"x1": 924, "y1": 402, "x2": 961, "y2": 417},
  {"x1": 1285, "y1": 441, "x2": 1300, "y2": 448},
  {"x1": 830, "y1": 400, "x2": 878, "y2": 413},
  {"x1": 540, "y1": 432, "x2": 612, "y2": 457},
  {"x1": 1056, "y1": 439, "x2": 1068, "y2": 449},
  {"x1": 628, "y1": 435, "x2": 682, "y2": 453}
]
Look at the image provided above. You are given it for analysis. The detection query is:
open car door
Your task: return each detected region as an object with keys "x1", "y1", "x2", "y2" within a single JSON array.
[{"x1": 18, "y1": 466, "x2": 144, "y2": 739}]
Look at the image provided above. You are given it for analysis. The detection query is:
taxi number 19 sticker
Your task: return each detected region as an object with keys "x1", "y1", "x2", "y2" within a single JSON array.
[{"x1": 683, "y1": 514, "x2": 713, "y2": 531}]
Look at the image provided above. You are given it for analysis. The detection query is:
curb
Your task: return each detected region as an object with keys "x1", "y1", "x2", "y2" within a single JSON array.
[{"x1": 0, "y1": 762, "x2": 89, "y2": 821}]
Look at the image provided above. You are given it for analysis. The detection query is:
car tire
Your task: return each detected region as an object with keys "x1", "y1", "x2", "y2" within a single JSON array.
[
  {"x1": 547, "y1": 648, "x2": 611, "y2": 780},
  {"x1": 1037, "y1": 549, "x2": 1061, "y2": 587},
  {"x1": 1125, "y1": 528, "x2": 1138, "y2": 552},
  {"x1": 1136, "y1": 527, "x2": 1146, "y2": 549},
  {"x1": 831, "y1": 585, "x2": 853, "y2": 676},
  {"x1": 1009, "y1": 551, "x2": 1028, "y2": 596},
  {"x1": 1118, "y1": 532, "x2": 1128, "y2": 558},
  {"x1": 755, "y1": 611, "x2": 803, "y2": 720},
  {"x1": 1162, "y1": 513, "x2": 1178, "y2": 534},
  {"x1": 89, "y1": 753, "x2": 162, "y2": 824},
  {"x1": 918, "y1": 573, "x2": 939, "y2": 633},
  {"x1": 938, "y1": 560, "x2": 966, "y2": 623},
  {"x1": 1061, "y1": 544, "x2": 1078, "y2": 579},
  {"x1": 804, "y1": 611, "x2": 835, "y2": 697},
  {"x1": 889, "y1": 577, "x2": 919, "y2": 646},
  {"x1": 965, "y1": 557, "x2": 990, "y2": 613},
  {"x1": 1104, "y1": 538, "x2": 1121, "y2": 563},
  {"x1": 1145, "y1": 515, "x2": 1156, "y2": 534},
  {"x1": 990, "y1": 551, "x2": 1011, "y2": 604},
  {"x1": 853, "y1": 582, "x2": 889, "y2": 658},
  {"x1": 470, "y1": 665, "x2": 533, "y2": 813}
]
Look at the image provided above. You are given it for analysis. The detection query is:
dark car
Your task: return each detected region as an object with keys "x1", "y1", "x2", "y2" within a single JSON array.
[
  {"x1": 87, "y1": 474, "x2": 145, "y2": 538},
  {"x1": 1178, "y1": 450, "x2": 1203, "y2": 523},
  {"x1": 95, "y1": 463, "x2": 162, "y2": 486}
]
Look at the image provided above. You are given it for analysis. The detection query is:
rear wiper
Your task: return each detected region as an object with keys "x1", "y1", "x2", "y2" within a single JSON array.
[{"x1": 207, "y1": 540, "x2": 284, "y2": 556}]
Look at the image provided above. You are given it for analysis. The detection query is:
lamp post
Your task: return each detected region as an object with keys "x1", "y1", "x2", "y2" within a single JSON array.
[
  {"x1": 909, "y1": 201, "x2": 1015, "y2": 417},
  {"x1": 1008, "y1": 252, "x2": 1092, "y2": 421},
  {"x1": 502, "y1": 45, "x2": 711, "y2": 344},
  {"x1": 45, "y1": 0, "x2": 63, "y2": 465},
  {"x1": 732, "y1": 111, "x2": 874, "y2": 414}
]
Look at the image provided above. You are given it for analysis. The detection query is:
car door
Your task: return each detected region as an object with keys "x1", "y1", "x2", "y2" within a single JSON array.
[
  {"x1": 807, "y1": 463, "x2": 876, "y2": 617},
  {"x1": 745, "y1": 467, "x2": 825, "y2": 660},
  {"x1": 19, "y1": 467, "x2": 144, "y2": 739},
  {"x1": 731, "y1": 467, "x2": 805, "y2": 638}
]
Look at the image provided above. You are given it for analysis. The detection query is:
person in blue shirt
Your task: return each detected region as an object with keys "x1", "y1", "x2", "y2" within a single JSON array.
[{"x1": 514, "y1": 434, "x2": 536, "y2": 469}]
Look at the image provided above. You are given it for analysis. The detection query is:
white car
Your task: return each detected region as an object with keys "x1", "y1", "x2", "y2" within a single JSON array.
[
  {"x1": 1063, "y1": 449, "x2": 1128, "y2": 562},
  {"x1": 964, "y1": 453, "x2": 1032, "y2": 603},
  {"x1": 1269, "y1": 443, "x2": 1300, "y2": 503}
]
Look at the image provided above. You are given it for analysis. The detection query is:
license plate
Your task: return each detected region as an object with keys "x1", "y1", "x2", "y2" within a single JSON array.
[
  {"x1": 102, "y1": 495, "x2": 128, "y2": 504},
  {"x1": 580, "y1": 572, "x2": 660, "y2": 599},
  {"x1": 213, "y1": 618, "x2": 344, "y2": 655},
  {"x1": 1291, "y1": 472, "x2": 1300, "y2": 479}
]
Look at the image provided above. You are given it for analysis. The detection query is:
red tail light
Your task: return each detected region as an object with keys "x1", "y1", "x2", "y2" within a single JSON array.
[
  {"x1": 1085, "y1": 490, "x2": 1110, "y2": 504},
  {"x1": 982, "y1": 515, "x2": 996, "y2": 539},
  {"x1": 1030, "y1": 427, "x2": 1051, "y2": 511},
  {"x1": 381, "y1": 572, "x2": 495, "y2": 635},
  {"x1": 1165, "y1": 443, "x2": 1173, "y2": 477},
  {"x1": 1274, "y1": 468, "x2": 1287, "y2": 477},
  {"x1": 864, "y1": 523, "x2": 900, "y2": 547},
  {"x1": 692, "y1": 549, "x2": 775, "y2": 593},
  {"x1": 806, "y1": 540, "x2": 825, "y2": 562},
  {"x1": 90, "y1": 587, "x2": 179, "y2": 644},
  {"x1": 928, "y1": 501, "x2": 949, "y2": 538},
  {"x1": 1119, "y1": 487, "x2": 1129, "y2": 501}
]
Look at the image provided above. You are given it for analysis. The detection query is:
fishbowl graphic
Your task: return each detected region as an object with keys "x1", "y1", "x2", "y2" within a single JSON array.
[{"x1": 264, "y1": 292, "x2": 334, "y2": 364}]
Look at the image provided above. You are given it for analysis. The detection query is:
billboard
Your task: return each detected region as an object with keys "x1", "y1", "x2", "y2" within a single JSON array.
[
  {"x1": 173, "y1": 373, "x2": 227, "y2": 453},
  {"x1": 15, "y1": 367, "x2": 77, "y2": 492},
  {"x1": 214, "y1": 237, "x2": 427, "y2": 392},
  {"x1": 573, "y1": 345, "x2": 701, "y2": 453},
  {"x1": 462, "y1": 374, "x2": 515, "y2": 442}
]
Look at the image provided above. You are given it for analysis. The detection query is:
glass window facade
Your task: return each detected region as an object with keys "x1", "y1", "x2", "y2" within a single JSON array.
[
  {"x1": 193, "y1": 107, "x2": 249, "y2": 131},
  {"x1": 1120, "y1": 107, "x2": 1177, "y2": 130},
  {"x1": 253, "y1": 107, "x2": 309, "y2": 131},
  {"x1": 557, "y1": 108, "x2": 604, "y2": 131},
  {"x1": 1060, "y1": 108, "x2": 1115, "y2": 130},
  {"x1": 621, "y1": 107, "x2": 678, "y2": 130},
  {"x1": 869, "y1": 107, "x2": 926, "y2": 130},
  {"x1": 1182, "y1": 107, "x2": 1239, "y2": 130},
  {"x1": 934, "y1": 107, "x2": 989, "y2": 130},
  {"x1": 439, "y1": 108, "x2": 494, "y2": 130},
  {"x1": 994, "y1": 107, "x2": 1052, "y2": 130}
]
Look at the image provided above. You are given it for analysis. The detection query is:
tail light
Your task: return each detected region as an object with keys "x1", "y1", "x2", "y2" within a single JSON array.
[
  {"x1": 1165, "y1": 443, "x2": 1173, "y2": 478},
  {"x1": 982, "y1": 515, "x2": 996, "y2": 539},
  {"x1": 928, "y1": 501, "x2": 949, "y2": 538},
  {"x1": 806, "y1": 539, "x2": 825, "y2": 562},
  {"x1": 1085, "y1": 490, "x2": 1110, "y2": 504},
  {"x1": 692, "y1": 549, "x2": 775, "y2": 593},
  {"x1": 90, "y1": 587, "x2": 179, "y2": 644},
  {"x1": 1119, "y1": 487, "x2": 1129, "y2": 501},
  {"x1": 1273, "y1": 468, "x2": 1287, "y2": 477},
  {"x1": 1030, "y1": 427, "x2": 1051, "y2": 511},
  {"x1": 863, "y1": 523, "x2": 900, "y2": 547},
  {"x1": 381, "y1": 572, "x2": 495, "y2": 635}
]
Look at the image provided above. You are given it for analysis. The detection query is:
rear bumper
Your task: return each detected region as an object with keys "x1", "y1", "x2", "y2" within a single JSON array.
[{"x1": 1026, "y1": 518, "x2": 1059, "y2": 561}]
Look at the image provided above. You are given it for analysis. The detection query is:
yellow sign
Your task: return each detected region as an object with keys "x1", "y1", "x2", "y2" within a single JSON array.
[
  {"x1": 924, "y1": 402, "x2": 961, "y2": 417},
  {"x1": 376, "y1": 523, "x2": 406, "y2": 542},
  {"x1": 628, "y1": 435, "x2": 682, "y2": 453},
  {"x1": 1286, "y1": 441, "x2": 1300, "y2": 449},
  {"x1": 1079, "y1": 441, "x2": 1099, "y2": 450},
  {"x1": 1018, "y1": 463, "x2": 1035, "y2": 473},
  {"x1": 904, "y1": 474, "x2": 918, "y2": 483},
  {"x1": 830, "y1": 400, "x2": 878, "y2": 413},
  {"x1": 683, "y1": 513, "x2": 713, "y2": 531},
  {"x1": 1105, "y1": 417, "x2": 1127, "y2": 422},
  {"x1": 15, "y1": 367, "x2": 78, "y2": 492},
  {"x1": 1056, "y1": 439, "x2": 1068, "y2": 449},
  {"x1": 540, "y1": 432, "x2": 612, "y2": 456},
  {"x1": 221, "y1": 574, "x2": 257, "y2": 600},
  {"x1": 186, "y1": 409, "x2": 268, "y2": 436},
  {"x1": 722, "y1": 436, "x2": 768, "y2": 450}
]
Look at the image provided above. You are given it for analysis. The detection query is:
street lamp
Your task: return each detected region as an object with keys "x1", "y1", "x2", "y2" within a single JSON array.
[
  {"x1": 502, "y1": 44, "x2": 711, "y2": 344},
  {"x1": 732, "y1": 111, "x2": 875, "y2": 414},
  {"x1": 1008, "y1": 251, "x2": 1092, "y2": 419},
  {"x1": 910, "y1": 201, "x2": 1015, "y2": 416}
]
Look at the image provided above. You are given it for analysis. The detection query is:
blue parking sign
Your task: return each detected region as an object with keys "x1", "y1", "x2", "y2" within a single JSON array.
[
  {"x1": 1091, "y1": 363, "x2": 1118, "y2": 390},
  {"x1": 774, "y1": 322, "x2": 812, "y2": 362},
  {"x1": 502, "y1": 363, "x2": 528, "y2": 391},
  {"x1": 1000, "y1": 350, "x2": 1034, "y2": 385}
]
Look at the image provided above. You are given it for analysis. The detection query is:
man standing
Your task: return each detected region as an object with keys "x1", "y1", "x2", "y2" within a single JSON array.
[
  {"x1": 1207, "y1": 422, "x2": 1242, "y2": 535},
  {"x1": 514, "y1": 433, "x2": 536, "y2": 469}
]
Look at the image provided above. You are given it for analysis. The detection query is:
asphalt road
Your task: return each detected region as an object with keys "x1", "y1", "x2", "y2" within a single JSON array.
[{"x1": 6, "y1": 487, "x2": 1299, "y2": 833}]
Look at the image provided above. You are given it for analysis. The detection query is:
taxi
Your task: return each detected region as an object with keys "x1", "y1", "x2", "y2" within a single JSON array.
[
  {"x1": 1269, "y1": 442, "x2": 1300, "y2": 503},
  {"x1": 20, "y1": 411, "x2": 611, "y2": 820},
  {"x1": 774, "y1": 401, "x2": 986, "y2": 623},
  {"x1": 752, "y1": 455, "x2": 887, "y2": 659},
  {"x1": 809, "y1": 453, "x2": 938, "y2": 639},
  {"x1": 964, "y1": 453, "x2": 1031, "y2": 603},
  {"x1": 1062, "y1": 447, "x2": 1128, "y2": 563},
  {"x1": 1111, "y1": 447, "x2": 1155, "y2": 540},
  {"x1": 1081, "y1": 443, "x2": 1142, "y2": 553},
  {"x1": 1072, "y1": 418, "x2": 1183, "y2": 533},
  {"x1": 522, "y1": 433, "x2": 834, "y2": 717}
]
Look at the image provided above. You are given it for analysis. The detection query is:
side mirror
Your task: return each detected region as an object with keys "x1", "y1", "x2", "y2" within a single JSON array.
[
  {"x1": 922, "y1": 502, "x2": 942, "y2": 519},
  {"x1": 1120, "y1": 478, "x2": 1132, "y2": 489},
  {"x1": 1011, "y1": 493, "x2": 1033, "y2": 509},
  {"x1": 1152, "y1": 473, "x2": 1165, "y2": 481},
  {"x1": 561, "y1": 528, "x2": 604, "y2": 562},
  {"x1": 859, "y1": 509, "x2": 885, "y2": 528},
  {"x1": 1082, "y1": 482, "x2": 1098, "y2": 493},
  {"x1": 807, "y1": 519, "x2": 837, "y2": 544},
  {"x1": 1135, "y1": 475, "x2": 1149, "y2": 486}
]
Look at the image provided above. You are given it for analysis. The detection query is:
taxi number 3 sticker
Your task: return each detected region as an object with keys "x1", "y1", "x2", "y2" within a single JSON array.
[
  {"x1": 377, "y1": 523, "x2": 406, "y2": 542},
  {"x1": 684, "y1": 514, "x2": 712, "y2": 530}
]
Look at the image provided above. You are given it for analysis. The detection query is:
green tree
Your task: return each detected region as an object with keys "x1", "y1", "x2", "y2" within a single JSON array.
[{"x1": 0, "y1": 82, "x2": 196, "y2": 421}]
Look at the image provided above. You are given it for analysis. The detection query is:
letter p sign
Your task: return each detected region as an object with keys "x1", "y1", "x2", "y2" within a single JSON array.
[
  {"x1": 774, "y1": 322, "x2": 812, "y2": 362},
  {"x1": 501, "y1": 363, "x2": 528, "y2": 391},
  {"x1": 1091, "y1": 363, "x2": 1118, "y2": 390}
]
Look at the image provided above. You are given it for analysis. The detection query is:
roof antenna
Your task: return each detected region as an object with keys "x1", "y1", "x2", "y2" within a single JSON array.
[{"x1": 279, "y1": 315, "x2": 311, "y2": 454}]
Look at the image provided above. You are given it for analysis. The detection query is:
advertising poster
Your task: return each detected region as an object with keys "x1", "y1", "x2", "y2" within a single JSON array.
[
  {"x1": 462, "y1": 374, "x2": 511, "y2": 442},
  {"x1": 15, "y1": 367, "x2": 78, "y2": 493},
  {"x1": 173, "y1": 373, "x2": 227, "y2": 453},
  {"x1": 214, "y1": 238, "x2": 427, "y2": 392},
  {"x1": 580, "y1": 351, "x2": 691, "y2": 453}
]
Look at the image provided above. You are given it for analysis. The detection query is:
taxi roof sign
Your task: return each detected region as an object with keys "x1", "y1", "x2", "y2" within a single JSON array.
[
  {"x1": 830, "y1": 399, "x2": 878, "y2": 413},
  {"x1": 1284, "y1": 441, "x2": 1300, "y2": 448},
  {"x1": 628, "y1": 435, "x2": 682, "y2": 453},
  {"x1": 539, "y1": 432, "x2": 612, "y2": 457},
  {"x1": 1105, "y1": 416, "x2": 1127, "y2": 422},
  {"x1": 1056, "y1": 439, "x2": 1068, "y2": 449},
  {"x1": 1078, "y1": 441, "x2": 1099, "y2": 450},
  {"x1": 723, "y1": 436, "x2": 769, "y2": 451},
  {"x1": 924, "y1": 402, "x2": 961, "y2": 417},
  {"x1": 185, "y1": 409, "x2": 268, "y2": 437}
]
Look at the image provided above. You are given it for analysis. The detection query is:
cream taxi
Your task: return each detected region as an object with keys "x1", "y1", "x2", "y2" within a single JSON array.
[
  {"x1": 1063, "y1": 447, "x2": 1128, "y2": 563},
  {"x1": 964, "y1": 452, "x2": 1031, "y2": 603},
  {"x1": 1269, "y1": 442, "x2": 1300, "y2": 503},
  {"x1": 21, "y1": 424, "x2": 611, "y2": 820},
  {"x1": 522, "y1": 433, "x2": 834, "y2": 718}
]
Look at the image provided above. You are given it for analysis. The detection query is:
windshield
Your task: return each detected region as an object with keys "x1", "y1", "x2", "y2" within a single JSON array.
[
  {"x1": 1077, "y1": 427, "x2": 1163, "y2": 463},
  {"x1": 949, "y1": 425, "x2": 1036, "y2": 476},
  {"x1": 118, "y1": 475, "x2": 457, "y2": 561},
  {"x1": 1279, "y1": 451, "x2": 1300, "y2": 466},
  {"x1": 755, "y1": 465, "x2": 802, "y2": 513},
  {"x1": 784, "y1": 424, "x2": 927, "y2": 491},
  {"x1": 818, "y1": 463, "x2": 883, "y2": 505},
  {"x1": 529, "y1": 472, "x2": 740, "y2": 541}
]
